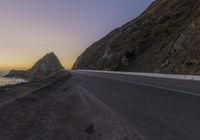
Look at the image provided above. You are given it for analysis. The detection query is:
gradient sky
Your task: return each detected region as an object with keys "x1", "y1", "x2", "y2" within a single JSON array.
[{"x1": 0, "y1": 0, "x2": 154, "y2": 71}]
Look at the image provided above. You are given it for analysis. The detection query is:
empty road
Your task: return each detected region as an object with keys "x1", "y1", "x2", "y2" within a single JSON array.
[{"x1": 72, "y1": 70, "x2": 200, "y2": 140}]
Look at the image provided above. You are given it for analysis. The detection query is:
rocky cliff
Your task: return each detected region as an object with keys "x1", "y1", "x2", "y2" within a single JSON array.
[
  {"x1": 6, "y1": 52, "x2": 66, "y2": 81},
  {"x1": 73, "y1": 0, "x2": 200, "y2": 75}
]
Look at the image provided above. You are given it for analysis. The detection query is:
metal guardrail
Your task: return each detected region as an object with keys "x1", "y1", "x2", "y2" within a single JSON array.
[{"x1": 76, "y1": 70, "x2": 200, "y2": 81}]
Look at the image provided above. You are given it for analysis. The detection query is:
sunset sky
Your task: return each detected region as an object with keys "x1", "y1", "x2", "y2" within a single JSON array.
[{"x1": 0, "y1": 0, "x2": 153, "y2": 71}]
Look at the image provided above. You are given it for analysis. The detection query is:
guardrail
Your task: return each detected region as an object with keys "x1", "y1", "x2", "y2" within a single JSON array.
[{"x1": 76, "y1": 69, "x2": 200, "y2": 81}]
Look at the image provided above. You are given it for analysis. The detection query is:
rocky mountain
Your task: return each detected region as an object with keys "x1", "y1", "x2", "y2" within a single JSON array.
[
  {"x1": 73, "y1": 0, "x2": 200, "y2": 75},
  {"x1": 6, "y1": 52, "x2": 66, "y2": 81}
]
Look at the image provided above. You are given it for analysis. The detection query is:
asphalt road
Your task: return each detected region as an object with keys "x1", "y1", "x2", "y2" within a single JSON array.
[{"x1": 72, "y1": 71, "x2": 200, "y2": 140}]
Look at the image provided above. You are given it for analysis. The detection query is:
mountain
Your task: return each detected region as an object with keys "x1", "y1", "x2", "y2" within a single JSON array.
[
  {"x1": 73, "y1": 0, "x2": 200, "y2": 75},
  {"x1": 6, "y1": 52, "x2": 65, "y2": 81}
]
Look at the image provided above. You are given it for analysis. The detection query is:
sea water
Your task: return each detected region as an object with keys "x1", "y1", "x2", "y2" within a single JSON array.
[{"x1": 0, "y1": 72, "x2": 27, "y2": 87}]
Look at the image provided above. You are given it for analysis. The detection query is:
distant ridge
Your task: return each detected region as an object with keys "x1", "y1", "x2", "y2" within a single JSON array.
[
  {"x1": 73, "y1": 0, "x2": 200, "y2": 75},
  {"x1": 5, "y1": 52, "x2": 66, "y2": 81}
]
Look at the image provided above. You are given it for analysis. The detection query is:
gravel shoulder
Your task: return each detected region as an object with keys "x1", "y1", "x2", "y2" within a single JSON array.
[{"x1": 0, "y1": 75, "x2": 141, "y2": 140}]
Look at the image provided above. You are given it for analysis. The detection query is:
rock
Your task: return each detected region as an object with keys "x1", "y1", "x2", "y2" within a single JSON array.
[
  {"x1": 5, "y1": 52, "x2": 66, "y2": 81},
  {"x1": 72, "y1": 0, "x2": 200, "y2": 75},
  {"x1": 5, "y1": 70, "x2": 27, "y2": 79},
  {"x1": 84, "y1": 124, "x2": 94, "y2": 134}
]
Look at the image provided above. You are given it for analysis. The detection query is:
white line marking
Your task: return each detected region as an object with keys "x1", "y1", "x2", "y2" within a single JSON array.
[
  {"x1": 77, "y1": 84, "x2": 147, "y2": 140},
  {"x1": 118, "y1": 79, "x2": 200, "y2": 97},
  {"x1": 73, "y1": 71, "x2": 200, "y2": 97}
]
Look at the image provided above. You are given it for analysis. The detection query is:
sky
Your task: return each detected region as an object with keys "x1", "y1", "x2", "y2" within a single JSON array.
[{"x1": 0, "y1": 0, "x2": 154, "y2": 71}]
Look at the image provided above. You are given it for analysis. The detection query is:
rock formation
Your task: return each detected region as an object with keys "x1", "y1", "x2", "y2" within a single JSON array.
[
  {"x1": 6, "y1": 52, "x2": 66, "y2": 81},
  {"x1": 73, "y1": 0, "x2": 200, "y2": 75}
]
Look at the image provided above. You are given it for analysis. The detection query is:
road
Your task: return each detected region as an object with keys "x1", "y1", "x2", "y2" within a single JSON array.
[
  {"x1": 72, "y1": 71, "x2": 200, "y2": 140},
  {"x1": 0, "y1": 74, "x2": 138, "y2": 140}
]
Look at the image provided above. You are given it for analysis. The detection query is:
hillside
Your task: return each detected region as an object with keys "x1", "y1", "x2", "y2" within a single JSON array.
[{"x1": 73, "y1": 0, "x2": 200, "y2": 75}]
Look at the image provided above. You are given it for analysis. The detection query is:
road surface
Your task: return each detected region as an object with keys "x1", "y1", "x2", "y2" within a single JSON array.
[
  {"x1": 72, "y1": 71, "x2": 200, "y2": 140},
  {"x1": 0, "y1": 74, "x2": 138, "y2": 140}
]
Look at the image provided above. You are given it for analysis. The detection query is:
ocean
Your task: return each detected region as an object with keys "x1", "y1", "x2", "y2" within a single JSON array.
[{"x1": 0, "y1": 72, "x2": 27, "y2": 87}]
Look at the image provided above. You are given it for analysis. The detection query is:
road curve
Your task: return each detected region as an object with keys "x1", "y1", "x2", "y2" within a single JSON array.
[{"x1": 72, "y1": 71, "x2": 200, "y2": 140}]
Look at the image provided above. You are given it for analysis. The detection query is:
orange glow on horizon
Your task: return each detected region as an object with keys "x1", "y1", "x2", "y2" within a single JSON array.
[
  {"x1": 0, "y1": 53, "x2": 74, "y2": 71},
  {"x1": 0, "y1": 63, "x2": 73, "y2": 71},
  {"x1": 0, "y1": 0, "x2": 152, "y2": 72}
]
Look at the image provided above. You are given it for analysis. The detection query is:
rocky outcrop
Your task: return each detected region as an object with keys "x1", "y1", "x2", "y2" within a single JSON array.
[
  {"x1": 5, "y1": 70, "x2": 27, "y2": 79},
  {"x1": 73, "y1": 0, "x2": 200, "y2": 75},
  {"x1": 5, "y1": 52, "x2": 66, "y2": 81}
]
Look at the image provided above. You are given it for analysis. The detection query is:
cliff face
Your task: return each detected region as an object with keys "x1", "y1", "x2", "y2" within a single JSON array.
[
  {"x1": 6, "y1": 52, "x2": 65, "y2": 81},
  {"x1": 73, "y1": 0, "x2": 200, "y2": 75}
]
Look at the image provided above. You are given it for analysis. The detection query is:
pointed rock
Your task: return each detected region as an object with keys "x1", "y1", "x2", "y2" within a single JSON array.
[{"x1": 6, "y1": 52, "x2": 66, "y2": 81}]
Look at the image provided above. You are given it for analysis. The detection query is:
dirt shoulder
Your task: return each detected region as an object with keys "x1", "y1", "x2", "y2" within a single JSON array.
[{"x1": 0, "y1": 75, "x2": 141, "y2": 140}]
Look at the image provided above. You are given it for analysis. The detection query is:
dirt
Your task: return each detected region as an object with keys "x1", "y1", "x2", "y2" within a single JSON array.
[{"x1": 0, "y1": 75, "x2": 141, "y2": 140}]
